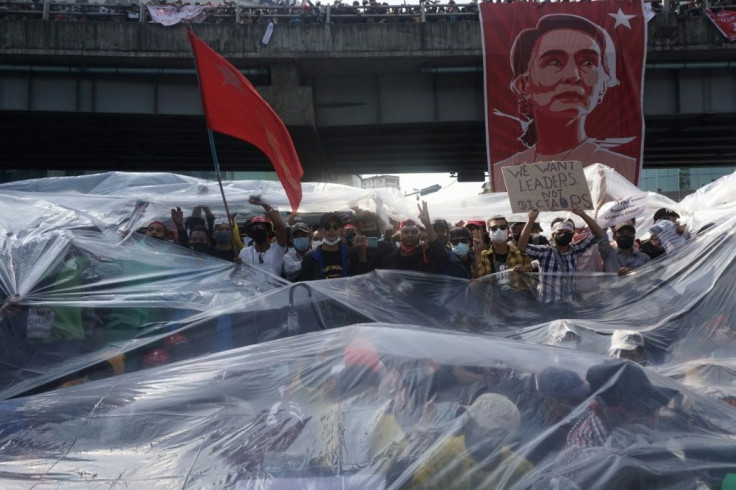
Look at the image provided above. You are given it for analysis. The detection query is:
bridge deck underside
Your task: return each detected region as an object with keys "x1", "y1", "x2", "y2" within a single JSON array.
[{"x1": 3, "y1": 111, "x2": 736, "y2": 176}]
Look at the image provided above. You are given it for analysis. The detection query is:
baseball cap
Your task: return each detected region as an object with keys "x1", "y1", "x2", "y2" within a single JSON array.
[
  {"x1": 613, "y1": 221, "x2": 636, "y2": 233},
  {"x1": 291, "y1": 222, "x2": 310, "y2": 235},
  {"x1": 609, "y1": 330, "x2": 645, "y2": 353},
  {"x1": 586, "y1": 360, "x2": 676, "y2": 414},
  {"x1": 653, "y1": 208, "x2": 680, "y2": 223},
  {"x1": 320, "y1": 212, "x2": 344, "y2": 228},
  {"x1": 463, "y1": 393, "x2": 521, "y2": 432},
  {"x1": 538, "y1": 367, "x2": 590, "y2": 404},
  {"x1": 465, "y1": 219, "x2": 485, "y2": 229}
]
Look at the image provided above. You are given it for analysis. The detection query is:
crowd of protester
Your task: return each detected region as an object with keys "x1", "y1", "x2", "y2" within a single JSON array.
[
  {"x1": 0, "y1": 0, "x2": 483, "y2": 22},
  {"x1": 3, "y1": 0, "x2": 732, "y2": 23},
  {"x1": 145, "y1": 196, "x2": 690, "y2": 310},
  {"x1": 2, "y1": 186, "x2": 736, "y2": 487}
]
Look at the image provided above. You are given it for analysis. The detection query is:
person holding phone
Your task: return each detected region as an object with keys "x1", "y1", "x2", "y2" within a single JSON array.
[{"x1": 350, "y1": 210, "x2": 395, "y2": 274}]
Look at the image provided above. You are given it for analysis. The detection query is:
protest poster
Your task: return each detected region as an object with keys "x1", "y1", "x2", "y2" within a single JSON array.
[
  {"x1": 649, "y1": 220, "x2": 686, "y2": 252},
  {"x1": 502, "y1": 161, "x2": 592, "y2": 213},
  {"x1": 596, "y1": 193, "x2": 648, "y2": 229},
  {"x1": 480, "y1": 0, "x2": 647, "y2": 191}
]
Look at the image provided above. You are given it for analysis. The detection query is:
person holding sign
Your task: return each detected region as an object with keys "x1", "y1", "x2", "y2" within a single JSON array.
[{"x1": 517, "y1": 209, "x2": 604, "y2": 304}]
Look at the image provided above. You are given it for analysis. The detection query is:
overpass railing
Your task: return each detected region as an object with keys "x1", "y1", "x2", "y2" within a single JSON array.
[{"x1": 0, "y1": 0, "x2": 733, "y2": 23}]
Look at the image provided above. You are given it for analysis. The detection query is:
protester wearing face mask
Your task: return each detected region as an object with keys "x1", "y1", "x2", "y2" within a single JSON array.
[
  {"x1": 472, "y1": 216, "x2": 531, "y2": 289},
  {"x1": 442, "y1": 227, "x2": 474, "y2": 279},
  {"x1": 238, "y1": 196, "x2": 288, "y2": 275},
  {"x1": 205, "y1": 218, "x2": 240, "y2": 263},
  {"x1": 598, "y1": 221, "x2": 650, "y2": 276},
  {"x1": 517, "y1": 209, "x2": 604, "y2": 304},
  {"x1": 282, "y1": 222, "x2": 312, "y2": 281}
]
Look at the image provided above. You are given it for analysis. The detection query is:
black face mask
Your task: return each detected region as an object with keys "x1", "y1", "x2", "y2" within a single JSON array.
[
  {"x1": 191, "y1": 242, "x2": 210, "y2": 254},
  {"x1": 345, "y1": 231, "x2": 357, "y2": 245},
  {"x1": 616, "y1": 236, "x2": 635, "y2": 250},
  {"x1": 250, "y1": 229, "x2": 268, "y2": 244},
  {"x1": 554, "y1": 233, "x2": 573, "y2": 247}
]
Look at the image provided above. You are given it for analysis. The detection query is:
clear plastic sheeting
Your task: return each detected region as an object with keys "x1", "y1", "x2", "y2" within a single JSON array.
[
  {"x1": 0, "y1": 167, "x2": 735, "y2": 488},
  {"x1": 1, "y1": 325, "x2": 736, "y2": 489}
]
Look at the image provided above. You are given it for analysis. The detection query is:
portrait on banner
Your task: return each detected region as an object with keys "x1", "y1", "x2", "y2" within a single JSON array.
[{"x1": 480, "y1": 0, "x2": 646, "y2": 192}]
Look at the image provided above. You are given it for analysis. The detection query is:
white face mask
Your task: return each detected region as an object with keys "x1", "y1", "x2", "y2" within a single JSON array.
[
  {"x1": 312, "y1": 240, "x2": 323, "y2": 249},
  {"x1": 490, "y1": 228, "x2": 508, "y2": 244},
  {"x1": 322, "y1": 237, "x2": 341, "y2": 246},
  {"x1": 452, "y1": 243, "x2": 470, "y2": 258}
]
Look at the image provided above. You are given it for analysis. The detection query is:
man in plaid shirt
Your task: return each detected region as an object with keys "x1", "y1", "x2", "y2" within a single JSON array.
[{"x1": 517, "y1": 209, "x2": 604, "y2": 304}]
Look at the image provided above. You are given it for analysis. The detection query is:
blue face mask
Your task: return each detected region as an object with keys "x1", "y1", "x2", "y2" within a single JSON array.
[
  {"x1": 452, "y1": 243, "x2": 470, "y2": 258},
  {"x1": 293, "y1": 237, "x2": 310, "y2": 252}
]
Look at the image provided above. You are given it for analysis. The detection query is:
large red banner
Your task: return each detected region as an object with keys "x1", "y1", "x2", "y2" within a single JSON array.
[{"x1": 480, "y1": 0, "x2": 646, "y2": 191}]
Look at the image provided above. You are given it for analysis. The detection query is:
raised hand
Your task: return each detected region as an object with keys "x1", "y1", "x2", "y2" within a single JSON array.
[{"x1": 171, "y1": 207, "x2": 184, "y2": 226}]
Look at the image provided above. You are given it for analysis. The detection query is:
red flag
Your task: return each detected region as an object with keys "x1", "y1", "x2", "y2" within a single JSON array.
[
  {"x1": 187, "y1": 30, "x2": 303, "y2": 212},
  {"x1": 480, "y1": 0, "x2": 646, "y2": 191}
]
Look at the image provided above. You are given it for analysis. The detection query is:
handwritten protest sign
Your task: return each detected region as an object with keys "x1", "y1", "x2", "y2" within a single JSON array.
[
  {"x1": 502, "y1": 161, "x2": 592, "y2": 213},
  {"x1": 596, "y1": 193, "x2": 648, "y2": 229}
]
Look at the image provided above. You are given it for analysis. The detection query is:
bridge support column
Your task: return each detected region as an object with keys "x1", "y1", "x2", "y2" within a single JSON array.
[{"x1": 258, "y1": 64, "x2": 329, "y2": 183}]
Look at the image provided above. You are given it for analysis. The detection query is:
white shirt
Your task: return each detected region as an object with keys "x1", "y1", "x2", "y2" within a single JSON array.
[
  {"x1": 283, "y1": 247, "x2": 309, "y2": 280},
  {"x1": 239, "y1": 243, "x2": 287, "y2": 276}
]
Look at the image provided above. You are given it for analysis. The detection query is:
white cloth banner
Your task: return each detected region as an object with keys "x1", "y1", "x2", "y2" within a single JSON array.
[
  {"x1": 596, "y1": 193, "x2": 648, "y2": 229},
  {"x1": 147, "y1": 5, "x2": 212, "y2": 26}
]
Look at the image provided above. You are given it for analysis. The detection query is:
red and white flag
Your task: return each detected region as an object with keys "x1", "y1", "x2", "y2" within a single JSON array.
[
  {"x1": 187, "y1": 31, "x2": 303, "y2": 212},
  {"x1": 480, "y1": 0, "x2": 646, "y2": 191},
  {"x1": 705, "y1": 8, "x2": 736, "y2": 42}
]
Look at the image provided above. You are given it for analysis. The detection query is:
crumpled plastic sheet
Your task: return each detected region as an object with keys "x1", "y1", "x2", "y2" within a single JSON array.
[{"x1": 0, "y1": 167, "x2": 735, "y2": 488}]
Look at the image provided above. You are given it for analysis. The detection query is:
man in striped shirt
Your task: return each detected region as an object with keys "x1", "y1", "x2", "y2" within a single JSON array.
[{"x1": 517, "y1": 209, "x2": 604, "y2": 304}]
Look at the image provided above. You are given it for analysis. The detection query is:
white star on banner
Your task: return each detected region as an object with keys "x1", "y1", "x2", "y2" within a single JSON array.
[
  {"x1": 216, "y1": 63, "x2": 245, "y2": 95},
  {"x1": 609, "y1": 8, "x2": 636, "y2": 29}
]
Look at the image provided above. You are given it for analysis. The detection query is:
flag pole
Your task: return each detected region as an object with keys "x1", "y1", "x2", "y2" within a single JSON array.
[{"x1": 206, "y1": 127, "x2": 235, "y2": 231}]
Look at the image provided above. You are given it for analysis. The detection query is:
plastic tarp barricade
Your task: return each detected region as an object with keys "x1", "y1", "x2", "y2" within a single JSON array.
[{"x1": 0, "y1": 166, "x2": 735, "y2": 488}]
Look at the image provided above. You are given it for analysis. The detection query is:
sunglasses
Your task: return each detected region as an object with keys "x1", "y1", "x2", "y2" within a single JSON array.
[
  {"x1": 489, "y1": 225, "x2": 508, "y2": 232},
  {"x1": 323, "y1": 224, "x2": 341, "y2": 231},
  {"x1": 147, "y1": 227, "x2": 166, "y2": 233},
  {"x1": 451, "y1": 239, "x2": 469, "y2": 245}
]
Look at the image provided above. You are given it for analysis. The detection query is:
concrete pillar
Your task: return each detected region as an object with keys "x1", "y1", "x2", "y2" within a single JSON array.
[{"x1": 257, "y1": 64, "x2": 329, "y2": 182}]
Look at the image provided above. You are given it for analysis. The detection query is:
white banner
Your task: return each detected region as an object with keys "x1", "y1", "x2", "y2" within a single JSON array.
[
  {"x1": 596, "y1": 193, "x2": 648, "y2": 229},
  {"x1": 147, "y1": 5, "x2": 212, "y2": 26}
]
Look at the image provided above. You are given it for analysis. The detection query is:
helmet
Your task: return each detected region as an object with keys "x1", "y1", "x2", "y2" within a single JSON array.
[{"x1": 247, "y1": 216, "x2": 274, "y2": 233}]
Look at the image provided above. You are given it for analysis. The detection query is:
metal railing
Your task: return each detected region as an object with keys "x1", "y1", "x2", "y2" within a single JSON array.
[
  {"x1": 0, "y1": 0, "x2": 733, "y2": 23},
  {"x1": 0, "y1": 0, "x2": 480, "y2": 23}
]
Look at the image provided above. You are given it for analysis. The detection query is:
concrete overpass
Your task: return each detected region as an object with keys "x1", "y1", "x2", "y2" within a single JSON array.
[{"x1": 1, "y1": 14, "x2": 735, "y2": 181}]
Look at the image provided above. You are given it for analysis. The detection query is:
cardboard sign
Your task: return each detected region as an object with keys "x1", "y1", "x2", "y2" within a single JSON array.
[
  {"x1": 596, "y1": 193, "x2": 648, "y2": 229},
  {"x1": 502, "y1": 161, "x2": 592, "y2": 213}
]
